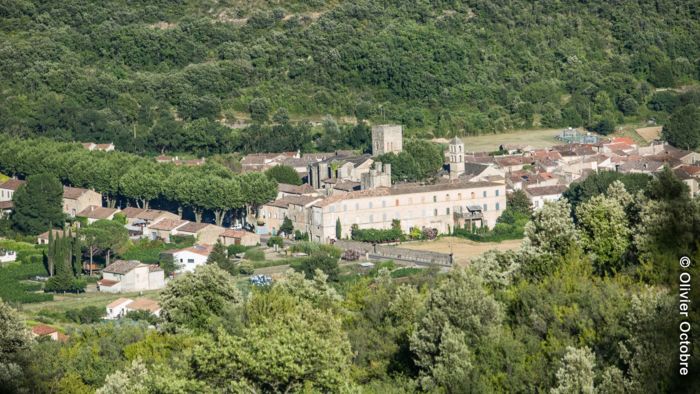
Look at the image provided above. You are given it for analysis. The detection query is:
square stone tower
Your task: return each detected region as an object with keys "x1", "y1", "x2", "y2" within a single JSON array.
[
  {"x1": 371, "y1": 125, "x2": 403, "y2": 156},
  {"x1": 448, "y1": 136, "x2": 465, "y2": 179}
]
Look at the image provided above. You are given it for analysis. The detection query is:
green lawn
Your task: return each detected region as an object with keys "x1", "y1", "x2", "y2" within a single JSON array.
[{"x1": 20, "y1": 289, "x2": 161, "y2": 314}]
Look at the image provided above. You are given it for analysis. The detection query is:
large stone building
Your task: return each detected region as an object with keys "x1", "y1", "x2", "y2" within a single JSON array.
[
  {"x1": 63, "y1": 187, "x2": 102, "y2": 218},
  {"x1": 295, "y1": 181, "x2": 506, "y2": 243},
  {"x1": 360, "y1": 162, "x2": 392, "y2": 190},
  {"x1": 307, "y1": 154, "x2": 374, "y2": 190},
  {"x1": 371, "y1": 125, "x2": 403, "y2": 156}
]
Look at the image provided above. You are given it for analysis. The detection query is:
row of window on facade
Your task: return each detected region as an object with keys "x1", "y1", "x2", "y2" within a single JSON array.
[
  {"x1": 335, "y1": 203, "x2": 500, "y2": 224},
  {"x1": 330, "y1": 190, "x2": 500, "y2": 213}
]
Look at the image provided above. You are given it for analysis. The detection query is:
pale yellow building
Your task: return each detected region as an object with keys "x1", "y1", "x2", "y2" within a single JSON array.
[
  {"x1": 307, "y1": 181, "x2": 506, "y2": 243},
  {"x1": 63, "y1": 187, "x2": 102, "y2": 217}
]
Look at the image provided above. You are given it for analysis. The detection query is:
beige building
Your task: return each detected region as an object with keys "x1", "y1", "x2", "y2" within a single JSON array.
[
  {"x1": 524, "y1": 185, "x2": 568, "y2": 210},
  {"x1": 145, "y1": 219, "x2": 188, "y2": 242},
  {"x1": 77, "y1": 206, "x2": 120, "y2": 224},
  {"x1": 0, "y1": 179, "x2": 25, "y2": 202},
  {"x1": 219, "y1": 229, "x2": 260, "y2": 247},
  {"x1": 372, "y1": 125, "x2": 403, "y2": 155},
  {"x1": 121, "y1": 207, "x2": 180, "y2": 226},
  {"x1": 63, "y1": 187, "x2": 102, "y2": 217},
  {"x1": 259, "y1": 195, "x2": 324, "y2": 235},
  {"x1": 306, "y1": 181, "x2": 506, "y2": 243},
  {"x1": 175, "y1": 222, "x2": 226, "y2": 244},
  {"x1": 98, "y1": 260, "x2": 165, "y2": 293}
]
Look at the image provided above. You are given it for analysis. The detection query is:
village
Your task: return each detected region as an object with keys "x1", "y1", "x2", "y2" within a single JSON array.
[{"x1": 1, "y1": 122, "x2": 699, "y2": 342}]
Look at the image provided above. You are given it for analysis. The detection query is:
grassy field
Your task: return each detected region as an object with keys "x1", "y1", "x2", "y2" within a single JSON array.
[
  {"x1": 433, "y1": 128, "x2": 563, "y2": 152},
  {"x1": 401, "y1": 237, "x2": 522, "y2": 266},
  {"x1": 19, "y1": 288, "x2": 161, "y2": 315}
]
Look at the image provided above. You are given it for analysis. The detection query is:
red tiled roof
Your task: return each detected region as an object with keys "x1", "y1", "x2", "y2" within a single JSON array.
[
  {"x1": 63, "y1": 186, "x2": 92, "y2": 200},
  {"x1": 107, "y1": 297, "x2": 133, "y2": 309},
  {"x1": 148, "y1": 218, "x2": 187, "y2": 231},
  {"x1": 127, "y1": 298, "x2": 161, "y2": 313},
  {"x1": 220, "y1": 229, "x2": 255, "y2": 238},
  {"x1": 77, "y1": 206, "x2": 118, "y2": 219},
  {"x1": 0, "y1": 178, "x2": 25, "y2": 191},
  {"x1": 176, "y1": 221, "x2": 211, "y2": 233},
  {"x1": 103, "y1": 260, "x2": 141, "y2": 275},
  {"x1": 0, "y1": 201, "x2": 13, "y2": 210},
  {"x1": 31, "y1": 325, "x2": 58, "y2": 336}
]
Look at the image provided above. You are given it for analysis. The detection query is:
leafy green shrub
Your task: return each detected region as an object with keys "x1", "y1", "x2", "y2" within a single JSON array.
[
  {"x1": 290, "y1": 241, "x2": 320, "y2": 255},
  {"x1": 112, "y1": 212, "x2": 127, "y2": 225},
  {"x1": 243, "y1": 248, "x2": 265, "y2": 261},
  {"x1": 390, "y1": 268, "x2": 423, "y2": 278},
  {"x1": 44, "y1": 275, "x2": 86, "y2": 293},
  {"x1": 227, "y1": 244, "x2": 249, "y2": 256},
  {"x1": 125, "y1": 310, "x2": 160, "y2": 325},
  {"x1": 293, "y1": 252, "x2": 340, "y2": 281},
  {"x1": 65, "y1": 306, "x2": 104, "y2": 324},
  {"x1": 266, "y1": 236, "x2": 284, "y2": 248},
  {"x1": 238, "y1": 261, "x2": 255, "y2": 275},
  {"x1": 294, "y1": 230, "x2": 309, "y2": 241}
]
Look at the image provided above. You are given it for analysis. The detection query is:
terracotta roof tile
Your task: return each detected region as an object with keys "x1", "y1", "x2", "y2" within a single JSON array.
[
  {"x1": 0, "y1": 179, "x2": 25, "y2": 191},
  {"x1": 103, "y1": 260, "x2": 141, "y2": 275},
  {"x1": 77, "y1": 206, "x2": 118, "y2": 219},
  {"x1": 148, "y1": 219, "x2": 187, "y2": 231},
  {"x1": 31, "y1": 325, "x2": 58, "y2": 336},
  {"x1": 107, "y1": 298, "x2": 133, "y2": 309},
  {"x1": 176, "y1": 222, "x2": 211, "y2": 233},
  {"x1": 126, "y1": 298, "x2": 160, "y2": 313},
  {"x1": 63, "y1": 186, "x2": 92, "y2": 200}
]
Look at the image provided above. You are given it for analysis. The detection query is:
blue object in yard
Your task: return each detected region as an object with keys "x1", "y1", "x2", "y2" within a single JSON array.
[{"x1": 250, "y1": 275, "x2": 273, "y2": 286}]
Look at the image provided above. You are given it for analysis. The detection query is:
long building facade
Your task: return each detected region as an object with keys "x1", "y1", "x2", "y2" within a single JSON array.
[{"x1": 258, "y1": 181, "x2": 506, "y2": 243}]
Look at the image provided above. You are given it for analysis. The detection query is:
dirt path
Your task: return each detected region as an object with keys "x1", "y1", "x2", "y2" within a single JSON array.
[{"x1": 400, "y1": 237, "x2": 522, "y2": 266}]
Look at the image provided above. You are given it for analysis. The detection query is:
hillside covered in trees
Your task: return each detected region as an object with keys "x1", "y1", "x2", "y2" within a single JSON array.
[{"x1": 1, "y1": 0, "x2": 699, "y2": 154}]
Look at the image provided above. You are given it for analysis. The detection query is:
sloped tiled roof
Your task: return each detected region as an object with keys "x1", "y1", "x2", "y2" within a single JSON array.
[
  {"x1": 103, "y1": 260, "x2": 141, "y2": 275},
  {"x1": 176, "y1": 222, "x2": 211, "y2": 233},
  {"x1": 148, "y1": 218, "x2": 187, "y2": 231},
  {"x1": 77, "y1": 206, "x2": 118, "y2": 220},
  {"x1": 184, "y1": 244, "x2": 213, "y2": 256},
  {"x1": 524, "y1": 185, "x2": 568, "y2": 197},
  {"x1": 0, "y1": 178, "x2": 25, "y2": 191},
  {"x1": 31, "y1": 325, "x2": 58, "y2": 336},
  {"x1": 63, "y1": 186, "x2": 92, "y2": 200},
  {"x1": 107, "y1": 298, "x2": 133, "y2": 309},
  {"x1": 127, "y1": 298, "x2": 161, "y2": 313}
]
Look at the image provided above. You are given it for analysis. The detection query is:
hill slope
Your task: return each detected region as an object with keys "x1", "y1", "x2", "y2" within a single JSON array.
[{"x1": 0, "y1": 0, "x2": 699, "y2": 153}]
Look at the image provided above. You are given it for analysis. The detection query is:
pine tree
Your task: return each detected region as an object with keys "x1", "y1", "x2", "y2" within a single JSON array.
[
  {"x1": 207, "y1": 241, "x2": 236, "y2": 275},
  {"x1": 335, "y1": 218, "x2": 342, "y2": 239}
]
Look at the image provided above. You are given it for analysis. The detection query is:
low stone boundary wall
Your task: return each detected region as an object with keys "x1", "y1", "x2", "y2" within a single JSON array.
[{"x1": 334, "y1": 240, "x2": 452, "y2": 267}]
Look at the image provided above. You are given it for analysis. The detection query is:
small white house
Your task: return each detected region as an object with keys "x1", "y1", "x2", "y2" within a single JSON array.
[
  {"x1": 170, "y1": 245, "x2": 212, "y2": 274},
  {"x1": 105, "y1": 298, "x2": 134, "y2": 319},
  {"x1": 524, "y1": 185, "x2": 568, "y2": 210},
  {"x1": 0, "y1": 249, "x2": 16, "y2": 263},
  {"x1": 105, "y1": 298, "x2": 161, "y2": 319},
  {"x1": 98, "y1": 260, "x2": 165, "y2": 293}
]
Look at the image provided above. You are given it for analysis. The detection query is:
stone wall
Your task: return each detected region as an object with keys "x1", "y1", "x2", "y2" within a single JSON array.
[{"x1": 335, "y1": 240, "x2": 452, "y2": 267}]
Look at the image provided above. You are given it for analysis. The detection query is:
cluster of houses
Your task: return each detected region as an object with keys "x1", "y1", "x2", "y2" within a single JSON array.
[
  {"x1": 0, "y1": 180, "x2": 104, "y2": 219},
  {"x1": 249, "y1": 125, "x2": 700, "y2": 243}
]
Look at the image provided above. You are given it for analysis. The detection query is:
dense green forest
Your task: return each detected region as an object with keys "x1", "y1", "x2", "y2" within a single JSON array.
[{"x1": 1, "y1": 0, "x2": 699, "y2": 154}]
